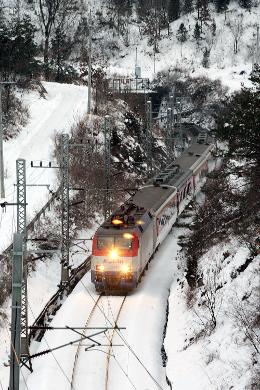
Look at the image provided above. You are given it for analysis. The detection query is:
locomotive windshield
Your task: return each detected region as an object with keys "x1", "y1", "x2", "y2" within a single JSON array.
[{"x1": 97, "y1": 236, "x2": 132, "y2": 250}]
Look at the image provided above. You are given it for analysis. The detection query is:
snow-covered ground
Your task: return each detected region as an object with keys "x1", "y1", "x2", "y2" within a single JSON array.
[
  {"x1": 18, "y1": 224, "x2": 184, "y2": 390},
  {"x1": 1, "y1": 2, "x2": 259, "y2": 389},
  {"x1": 0, "y1": 82, "x2": 88, "y2": 253},
  {"x1": 107, "y1": 3, "x2": 260, "y2": 92},
  {"x1": 165, "y1": 241, "x2": 259, "y2": 390}
]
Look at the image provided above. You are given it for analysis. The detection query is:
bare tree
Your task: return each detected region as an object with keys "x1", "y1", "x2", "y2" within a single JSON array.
[
  {"x1": 34, "y1": 0, "x2": 80, "y2": 76},
  {"x1": 229, "y1": 296, "x2": 260, "y2": 355},
  {"x1": 227, "y1": 13, "x2": 244, "y2": 54},
  {"x1": 191, "y1": 261, "x2": 223, "y2": 333},
  {"x1": 201, "y1": 263, "x2": 223, "y2": 329}
]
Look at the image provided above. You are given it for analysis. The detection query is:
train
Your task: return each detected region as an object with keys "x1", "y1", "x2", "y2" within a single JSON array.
[{"x1": 91, "y1": 131, "x2": 214, "y2": 292}]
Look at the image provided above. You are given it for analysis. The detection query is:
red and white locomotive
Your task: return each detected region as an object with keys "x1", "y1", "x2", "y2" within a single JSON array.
[{"x1": 91, "y1": 133, "x2": 213, "y2": 292}]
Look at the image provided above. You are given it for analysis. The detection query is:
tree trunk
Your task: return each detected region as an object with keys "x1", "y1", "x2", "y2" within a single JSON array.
[{"x1": 44, "y1": 34, "x2": 49, "y2": 79}]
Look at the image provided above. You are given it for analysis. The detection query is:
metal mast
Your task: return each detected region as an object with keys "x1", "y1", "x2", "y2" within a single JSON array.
[
  {"x1": 103, "y1": 115, "x2": 111, "y2": 220},
  {"x1": 145, "y1": 99, "x2": 153, "y2": 176},
  {"x1": 168, "y1": 91, "x2": 175, "y2": 162},
  {"x1": 9, "y1": 233, "x2": 23, "y2": 390},
  {"x1": 166, "y1": 106, "x2": 172, "y2": 162},
  {"x1": 16, "y1": 159, "x2": 31, "y2": 369},
  {"x1": 177, "y1": 100, "x2": 183, "y2": 151},
  {"x1": 60, "y1": 134, "x2": 70, "y2": 285}
]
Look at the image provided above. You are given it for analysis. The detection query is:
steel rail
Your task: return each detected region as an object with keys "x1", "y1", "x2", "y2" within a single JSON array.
[
  {"x1": 105, "y1": 295, "x2": 127, "y2": 390},
  {"x1": 70, "y1": 293, "x2": 104, "y2": 389}
]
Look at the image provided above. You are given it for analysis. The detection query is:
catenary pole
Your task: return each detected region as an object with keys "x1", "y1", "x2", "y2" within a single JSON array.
[
  {"x1": 9, "y1": 233, "x2": 23, "y2": 390},
  {"x1": 16, "y1": 159, "x2": 31, "y2": 370},
  {"x1": 60, "y1": 134, "x2": 70, "y2": 285},
  {"x1": 103, "y1": 115, "x2": 111, "y2": 220}
]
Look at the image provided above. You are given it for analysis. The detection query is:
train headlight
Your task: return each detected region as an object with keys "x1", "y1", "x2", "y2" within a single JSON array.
[
  {"x1": 123, "y1": 233, "x2": 134, "y2": 239},
  {"x1": 109, "y1": 249, "x2": 118, "y2": 259},
  {"x1": 96, "y1": 264, "x2": 105, "y2": 272},
  {"x1": 112, "y1": 218, "x2": 123, "y2": 225},
  {"x1": 121, "y1": 264, "x2": 130, "y2": 274}
]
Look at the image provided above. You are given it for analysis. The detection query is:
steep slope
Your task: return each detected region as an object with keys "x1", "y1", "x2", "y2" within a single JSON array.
[{"x1": 0, "y1": 82, "x2": 88, "y2": 252}]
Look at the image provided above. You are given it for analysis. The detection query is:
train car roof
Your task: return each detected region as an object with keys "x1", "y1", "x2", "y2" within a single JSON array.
[
  {"x1": 133, "y1": 137, "x2": 214, "y2": 213},
  {"x1": 98, "y1": 133, "x2": 214, "y2": 229},
  {"x1": 172, "y1": 140, "x2": 214, "y2": 173},
  {"x1": 132, "y1": 185, "x2": 176, "y2": 213}
]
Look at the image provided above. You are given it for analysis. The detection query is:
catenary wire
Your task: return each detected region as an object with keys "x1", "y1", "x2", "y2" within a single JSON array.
[{"x1": 79, "y1": 280, "x2": 165, "y2": 390}]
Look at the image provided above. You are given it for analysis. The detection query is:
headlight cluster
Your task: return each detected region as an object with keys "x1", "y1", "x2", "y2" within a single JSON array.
[
  {"x1": 96, "y1": 264, "x2": 105, "y2": 272},
  {"x1": 96, "y1": 264, "x2": 130, "y2": 274},
  {"x1": 121, "y1": 264, "x2": 130, "y2": 274}
]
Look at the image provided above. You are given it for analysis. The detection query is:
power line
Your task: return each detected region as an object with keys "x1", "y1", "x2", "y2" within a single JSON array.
[
  {"x1": 79, "y1": 280, "x2": 165, "y2": 390},
  {"x1": 27, "y1": 302, "x2": 78, "y2": 390}
]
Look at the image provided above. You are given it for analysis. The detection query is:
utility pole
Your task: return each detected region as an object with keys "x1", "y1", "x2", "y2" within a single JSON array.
[
  {"x1": 9, "y1": 233, "x2": 23, "y2": 390},
  {"x1": 145, "y1": 99, "x2": 153, "y2": 176},
  {"x1": 16, "y1": 159, "x2": 31, "y2": 371},
  {"x1": 170, "y1": 90, "x2": 175, "y2": 158},
  {"x1": 60, "y1": 134, "x2": 70, "y2": 285},
  {"x1": 166, "y1": 106, "x2": 172, "y2": 162},
  {"x1": 87, "y1": 11, "x2": 92, "y2": 114},
  {"x1": 176, "y1": 100, "x2": 183, "y2": 152},
  {"x1": 103, "y1": 115, "x2": 111, "y2": 220}
]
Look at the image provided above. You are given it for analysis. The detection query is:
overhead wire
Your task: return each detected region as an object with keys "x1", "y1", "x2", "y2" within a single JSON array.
[
  {"x1": 79, "y1": 281, "x2": 165, "y2": 390},
  {"x1": 27, "y1": 302, "x2": 78, "y2": 390},
  {"x1": 103, "y1": 294, "x2": 139, "y2": 390}
]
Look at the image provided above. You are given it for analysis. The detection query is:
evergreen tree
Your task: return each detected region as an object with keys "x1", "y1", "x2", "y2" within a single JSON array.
[
  {"x1": 168, "y1": 0, "x2": 180, "y2": 22},
  {"x1": 239, "y1": 0, "x2": 252, "y2": 9},
  {"x1": 51, "y1": 27, "x2": 72, "y2": 82},
  {"x1": 202, "y1": 47, "x2": 210, "y2": 67},
  {"x1": 216, "y1": 72, "x2": 260, "y2": 162},
  {"x1": 249, "y1": 63, "x2": 260, "y2": 91},
  {"x1": 183, "y1": 0, "x2": 193, "y2": 14},
  {"x1": 211, "y1": 19, "x2": 217, "y2": 36},
  {"x1": 214, "y1": 0, "x2": 230, "y2": 12},
  {"x1": 193, "y1": 21, "x2": 202, "y2": 42},
  {"x1": 176, "y1": 22, "x2": 188, "y2": 43},
  {"x1": 0, "y1": 15, "x2": 38, "y2": 76},
  {"x1": 198, "y1": 0, "x2": 210, "y2": 25}
]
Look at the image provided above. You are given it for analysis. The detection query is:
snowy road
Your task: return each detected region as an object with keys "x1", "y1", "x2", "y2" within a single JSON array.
[
  {"x1": 0, "y1": 82, "x2": 88, "y2": 252},
  {"x1": 20, "y1": 227, "x2": 183, "y2": 390}
]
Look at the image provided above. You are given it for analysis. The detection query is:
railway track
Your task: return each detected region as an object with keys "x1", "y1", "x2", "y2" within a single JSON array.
[
  {"x1": 105, "y1": 295, "x2": 127, "y2": 390},
  {"x1": 70, "y1": 293, "x2": 127, "y2": 390}
]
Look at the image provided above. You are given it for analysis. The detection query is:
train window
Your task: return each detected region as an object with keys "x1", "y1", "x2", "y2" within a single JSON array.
[
  {"x1": 97, "y1": 236, "x2": 132, "y2": 250},
  {"x1": 97, "y1": 236, "x2": 114, "y2": 249},
  {"x1": 115, "y1": 236, "x2": 132, "y2": 249}
]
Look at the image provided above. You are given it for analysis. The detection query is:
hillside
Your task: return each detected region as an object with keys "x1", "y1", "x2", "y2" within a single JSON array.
[{"x1": 0, "y1": 1, "x2": 259, "y2": 390}]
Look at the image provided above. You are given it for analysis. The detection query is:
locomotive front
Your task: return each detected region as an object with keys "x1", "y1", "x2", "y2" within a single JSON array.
[{"x1": 91, "y1": 223, "x2": 139, "y2": 292}]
